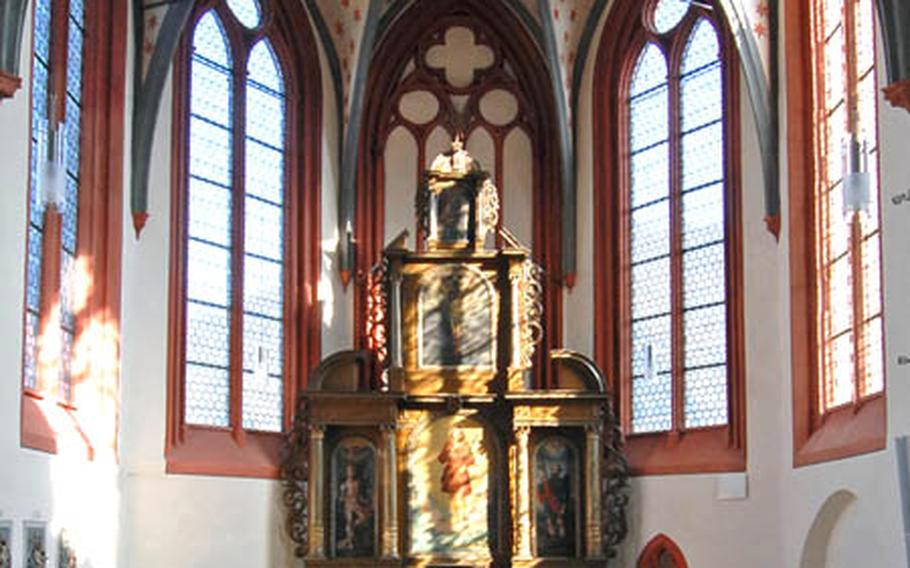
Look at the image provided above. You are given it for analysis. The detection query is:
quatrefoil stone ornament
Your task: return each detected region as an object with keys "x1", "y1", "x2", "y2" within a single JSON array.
[{"x1": 425, "y1": 27, "x2": 494, "y2": 88}]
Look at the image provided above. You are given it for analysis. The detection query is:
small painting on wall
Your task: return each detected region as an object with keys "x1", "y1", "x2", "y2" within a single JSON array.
[
  {"x1": 331, "y1": 437, "x2": 377, "y2": 558},
  {"x1": 0, "y1": 521, "x2": 12, "y2": 568},
  {"x1": 23, "y1": 522, "x2": 46, "y2": 568}
]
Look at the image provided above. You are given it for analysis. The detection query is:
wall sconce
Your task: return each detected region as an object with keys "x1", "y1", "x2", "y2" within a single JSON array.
[
  {"x1": 36, "y1": 115, "x2": 67, "y2": 211},
  {"x1": 842, "y1": 132, "x2": 871, "y2": 216}
]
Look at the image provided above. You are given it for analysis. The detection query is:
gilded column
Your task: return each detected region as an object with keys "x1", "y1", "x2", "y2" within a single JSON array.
[
  {"x1": 585, "y1": 425, "x2": 604, "y2": 559},
  {"x1": 307, "y1": 424, "x2": 326, "y2": 558},
  {"x1": 390, "y1": 271, "x2": 403, "y2": 369},
  {"x1": 514, "y1": 425, "x2": 533, "y2": 559},
  {"x1": 381, "y1": 424, "x2": 399, "y2": 558}
]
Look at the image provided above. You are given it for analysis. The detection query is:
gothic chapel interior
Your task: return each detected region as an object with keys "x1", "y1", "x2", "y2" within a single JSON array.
[{"x1": 2, "y1": 0, "x2": 910, "y2": 566}]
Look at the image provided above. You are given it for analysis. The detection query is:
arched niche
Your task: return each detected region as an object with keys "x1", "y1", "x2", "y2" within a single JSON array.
[
  {"x1": 355, "y1": 0, "x2": 563, "y2": 388},
  {"x1": 637, "y1": 533, "x2": 689, "y2": 568},
  {"x1": 800, "y1": 489, "x2": 858, "y2": 568}
]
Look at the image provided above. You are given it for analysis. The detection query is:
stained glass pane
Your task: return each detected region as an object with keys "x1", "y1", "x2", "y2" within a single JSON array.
[
  {"x1": 826, "y1": 254, "x2": 853, "y2": 337},
  {"x1": 824, "y1": 332, "x2": 854, "y2": 409},
  {"x1": 26, "y1": 226, "x2": 43, "y2": 312},
  {"x1": 191, "y1": 58, "x2": 232, "y2": 126},
  {"x1": 245, "y1": 141, "x2": 284, "y2": 203},
  {"x1": 684, "y1": 304, "x2": 726, "y2": 368},
  {"x1": 862, "y1": 234, "x2": 881, "y2": 318},
  {"x1": 630, "y1": 88, "x2": 669, "y2": 151},
  {"x1": 682, "y1": 183, "x2": 723, "y2": 249},
  {"x1": 189, "y1": 118, "x2": 232, "y2": 186},
  {"x1": 193, "y1": 12, "x2": 230, "y2": 67},
  {"x1": 187, "y1": 239, "x2": 232, "y2": 307},
  {"x1": 631, "y1": 144, "x2": 670, "y2": 207},
  {"x1": 185, "y1": 363, "x2": 230, "y2": 427},
  {"x1": 24, "y1": 312, "x2": 40, "y2": 390},
  {"x1": 681, "y1": 66, "x2": 721, "y2": 134},
  {"x1": 227, "y1": 0, "x2": 262, "y2": 29},
  {"x1": 683, "y1": 242, "x2": 725, "y2": 308},
  {"x1": 684, "y1": 365, "x2": 727, "y2": 428},
  {"x1": 241, "y1": 312, "x2": 284, "y2": 431},
  {"x1": 244, "y1": 256, "x2": 283, "y2": 319},
  {"x1": 651, "y1": 0, "x2": 689, "y2": 34},
  {"x1": 681, "y1": 19, "x2": 719, "y2": 75},
  {"x1": 632, "y1": 372, "x2": 672, "y2": 433},
  {"x1": 630, "y1": 44, "x2": 667, "y2": 98},
  {"x1": 631, "y1": 315, "x2": 672, "y2": 433},
  {"x1": 631, "y1": 200, "x2": 670, "y2": 261},
  {"x1": 245, "y1": 198, "x2": 283, "y2": 259},
  {"x1": 248, "y1": 41, "x2": 284, "y2": 94},
  {"x1": 681, "y1": 123, "x2": 723, "y2": 191},
  {"x1": 246, "y1": 88, "x2": 285, "y2": 148},
  {"x1": 60, "y1": 251, "x2": 77, "y2": 330},
  {"x1": 631, "y1": 258, "x2": 670, "y2": 319},
  {"x1": 188, "y1": 178, "x2": 232, "y2": 246},
  {"x1": 34, "y1": 0, "x2": 51, "y2": 62},
  {"x1": 186, "y1": 301, "x2": 231, "y2": 367},
  {"x1": 186, "y1": 11, "x2": 233, "y2": 428}
]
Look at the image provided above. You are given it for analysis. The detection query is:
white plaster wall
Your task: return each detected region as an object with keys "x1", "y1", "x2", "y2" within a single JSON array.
[
  {"x1": 0, "y1": 11, "x2": 121, "y2": 568},
  {"x1": 567, "y1": 4, "x2": 783, "y2": 566},
  {"x1": 118, "y1": 10, "x2": 343, "y2": 568}
]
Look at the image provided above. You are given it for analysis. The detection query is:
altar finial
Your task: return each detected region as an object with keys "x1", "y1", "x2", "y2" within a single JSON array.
[{"x1": 430, "y1": 134, "x2": 476, "y2": 175}]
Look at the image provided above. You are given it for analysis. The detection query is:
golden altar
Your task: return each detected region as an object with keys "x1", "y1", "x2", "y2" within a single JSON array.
[{"x1": 282, "y1": 140, "x2": 629, "y2": 567}]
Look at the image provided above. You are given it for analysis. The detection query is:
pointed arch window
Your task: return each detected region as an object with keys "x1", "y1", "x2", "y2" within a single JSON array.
[
  {"x1": 21, "y1": 0, "x2": 127, "y2": 455},
  {"x1": 594, "y1": 0, "x2": 744, "y2": 474},
  {"x1": 787, "y1": 0, "x2": 885, "y2": 466},
  {"x1": 168, "y1": 0, "x2": 321, "y2": 478}
]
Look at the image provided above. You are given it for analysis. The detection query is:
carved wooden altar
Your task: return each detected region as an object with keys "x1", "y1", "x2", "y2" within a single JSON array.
[{"x1": 283, "y1": 140, "x2": 629, "y2": 567}]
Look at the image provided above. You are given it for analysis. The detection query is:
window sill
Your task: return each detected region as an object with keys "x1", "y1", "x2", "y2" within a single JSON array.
[
  {"x1": 20, "y1": 392, "x2": 93, "y2": 459},
  {"x1": 625, "y1": 426, "x2": 746, "y2": 475},
  {"x1": 165, "y1": 427, "x2": 284, "y2": 479},
  {"x1": 794, "y1": 394, "x2": 885, "y2": 467}
]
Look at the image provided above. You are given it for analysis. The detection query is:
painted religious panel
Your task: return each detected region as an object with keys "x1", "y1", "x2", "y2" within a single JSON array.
[
  {"x1": 533, "y1": 437, "x2": 578, "y2": 557},
  {"x1": 418, "y1": 265, "x2": 495, "y2": 369},
  {"x1": 408, "y1": 415, "x2": 491, "y2": 558},
  {"x1": 330, "y1": 438, "x2": 377, "y2": 558}
]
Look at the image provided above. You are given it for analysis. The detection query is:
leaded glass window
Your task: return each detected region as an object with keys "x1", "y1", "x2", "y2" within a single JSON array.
[
  {"x1": 24, "y1": 0, "x2": 85, "y2": 402},
  {"x1": 811, "y1": 0, "x2": 883, "y2": 412},
  {"x1": 182, "y1": 5, "x2": 288, "y2": 433},
  {"x1": 626, "y1": 1, "x2": 732, "y2": 434}
]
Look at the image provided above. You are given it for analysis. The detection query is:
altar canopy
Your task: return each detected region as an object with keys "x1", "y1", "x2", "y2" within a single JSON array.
[{"x1": 283, "y1": 140, "x2": 629, "y2": 567}]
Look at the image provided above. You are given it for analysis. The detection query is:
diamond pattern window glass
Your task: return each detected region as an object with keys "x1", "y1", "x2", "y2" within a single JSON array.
[
  {"x1": 813, "y1": 0, "x2": 884, "y2": 412},
  {"x1": 181, "y1": 5, "x2": 292, "y2": 435},
  {"x1": 242, "y1": 40, "x2": 285, "y2": 433},
  {"x1": 24, "y1": 0, "x2": 84, "y2": 402},
  {"x1": 628, "y1": 42, "x2": 671, "y2": 434},
  {"x1": 185, "y1": 11, "x2": 233, "y2": 427},
  {"x1": 626, "y1": 5, "x2": 734, "y2": 434}
]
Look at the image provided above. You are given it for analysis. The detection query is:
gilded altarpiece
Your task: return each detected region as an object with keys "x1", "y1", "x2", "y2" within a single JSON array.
[{"x1": 283, "y1": 142, "x2": 629, "y2": 566}]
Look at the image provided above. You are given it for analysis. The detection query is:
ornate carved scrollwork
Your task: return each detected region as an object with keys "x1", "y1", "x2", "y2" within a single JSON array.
[
  {"x1": 600, "y1": 400, "x2": 630, "y2": 559},
  {"x1": 365, "y1": 260, "x2": 389, "y2": 368},
  {"x1": 520, "y1": 259, "x2": 544, "y2": 368},
  {"x1": 281, "y1": 397, "x2": 311, "y2": 558},
  {"x1": 478, "y1": 178, "x2": 500, "y2": 239}
]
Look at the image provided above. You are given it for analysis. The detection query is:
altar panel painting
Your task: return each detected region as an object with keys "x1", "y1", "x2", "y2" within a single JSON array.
[
  {"x1": 418, "y1": 266, "x2": 495, "y2": 368},
  {"x1": 534, "y1": 437, "x2": 578, "y2": 557},
  {"x1": 331, "y1": 438, "x2": 377, "y2": 557},
  {"x1": 408, "y1": 416, "x2": 490, "y2": 557}
]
